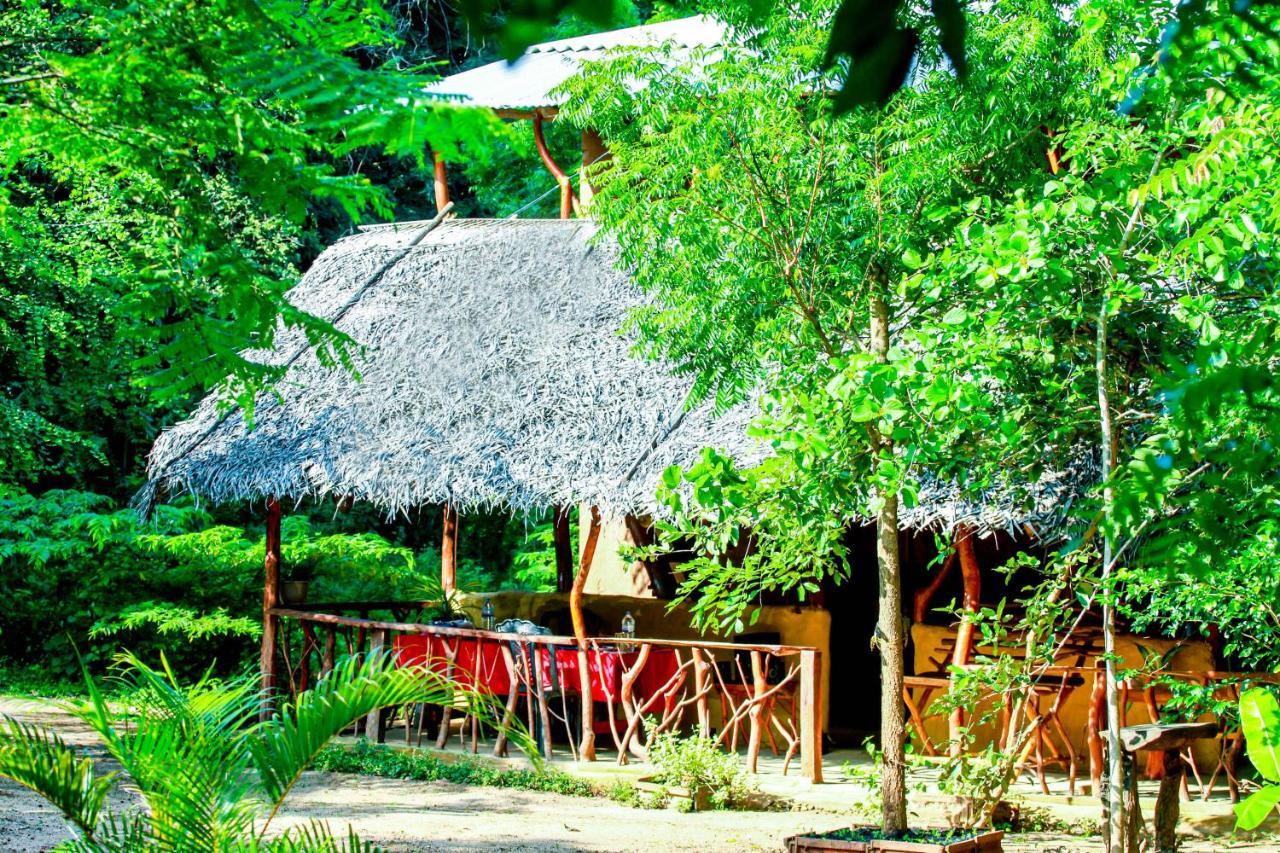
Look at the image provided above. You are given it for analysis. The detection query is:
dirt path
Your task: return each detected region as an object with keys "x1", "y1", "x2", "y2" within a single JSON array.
[{"x1": 0, "y1": 697, "x2": 1265, "y2": 852}]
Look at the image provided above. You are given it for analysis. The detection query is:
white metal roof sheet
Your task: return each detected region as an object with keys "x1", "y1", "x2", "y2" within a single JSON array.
[{"x1": 423, "y1": 15, "x2": 726, "y2": 111}]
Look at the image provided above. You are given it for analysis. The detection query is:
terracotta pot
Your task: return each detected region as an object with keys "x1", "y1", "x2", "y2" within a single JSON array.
[
  {"x1": 784, "y1": 827, "x2": 1003, "y2": 853},
  {"x1": 280, "y1": 580, "x2": 309, "y2": 605}
]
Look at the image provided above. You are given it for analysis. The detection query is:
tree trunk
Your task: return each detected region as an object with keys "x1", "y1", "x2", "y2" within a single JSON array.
[
  {"x1": 870, "y1": 292, "x2": 908, "y2": 833},
  {"x1": 1097, "y1": 298, "x2": 1126, "y2": 852}
]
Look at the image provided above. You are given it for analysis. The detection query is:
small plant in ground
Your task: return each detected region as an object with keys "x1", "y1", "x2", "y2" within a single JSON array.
[
  {"x1": 645, "y1": 727, "x2": 755, "y2": 811},
  {"x1": 843, "y1": 738, "x2": 926, "y2": 824},
  {"x1": 604, "y1": 778, "x2": 668, "y2": 809}
]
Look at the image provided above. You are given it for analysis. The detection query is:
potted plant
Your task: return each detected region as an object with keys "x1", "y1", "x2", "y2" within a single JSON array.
[
  {"x1": 280, "y1": 555, "x2": 319, "y2": 605},
  {"x1": 784, "y1": 827, "x2": 1004, "y2": 852},
  {"x1": 639, "y1": 729, "x2": 753, "y2": 812}
]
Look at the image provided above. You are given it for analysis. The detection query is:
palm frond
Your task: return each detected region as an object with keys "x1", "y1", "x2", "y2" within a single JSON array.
[
  {"x1": 249, "y1": 652, "x2": 510, "y2": 830},
  {"x1": 254, "y1": 820, "x2": 388, "y2": 852},
  {"x1": 60, "y1": 811, "x2": 155, "y2": 853},
  {"x1": 69, "y1": 653, "x2": 263, "y2": 848},
  {"x1": 0, "y1": 716, "x2": 116, "y2": 841}
]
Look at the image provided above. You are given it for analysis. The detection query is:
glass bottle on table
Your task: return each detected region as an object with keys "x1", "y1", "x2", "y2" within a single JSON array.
[
  {"x1": 481, "y1": 596, "x2": 495, "y2": 631},
  {"x1": 621, "y1": 611, "x2": 635, "y2": 641}
]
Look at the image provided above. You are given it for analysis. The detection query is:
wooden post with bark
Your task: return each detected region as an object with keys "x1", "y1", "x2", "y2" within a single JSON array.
[
  {"x1": 948, "y1": 527, "x2": 982, "y2": 755},
  {"x1": 571, "y1": 505, "x2": 603, "y2": 760},
  {"x1": 553, "y1": 505, "x2": 573, "y2": 593},
  {"x1": 364, "y1": 627, "x2": 388, "y2": 743},
  {"x1": 800, "y1": 648, "x2": 824, "y2": 783},
  {"x1": 432, "y1": 151, "x2": 450, "y2": 214},
  {"x1": 441, "y1": 503, "x2": 458, "y2": 594},
  {"x1": 259, "y1": 497, "x2": 282, "y2": 722}
]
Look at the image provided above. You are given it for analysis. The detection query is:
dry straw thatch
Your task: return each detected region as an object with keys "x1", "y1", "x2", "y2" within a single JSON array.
[
  {"x1": 140, "y1": 218, "x2": 761, "y2": 519},
  {"x1": 140, "y1": 216, "x2": 1085, "y2": 536}
]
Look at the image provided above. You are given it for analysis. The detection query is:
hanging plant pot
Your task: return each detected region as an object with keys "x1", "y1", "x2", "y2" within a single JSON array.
[
  {"x1": 785, "y1": 827, "x2": 1003, "y2": 853},
  {"x1": 280, "y1": 580, "x2": 310, "y2": 605}
]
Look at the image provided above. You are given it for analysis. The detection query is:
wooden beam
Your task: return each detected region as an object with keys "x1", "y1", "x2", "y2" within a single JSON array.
[
  {"x1": 553, "y1": 505, "x2": 573, "y2": 593},
  {"x1": 260, "y1": 497, "x2": 283, "y2": 721},
  {"x1": 441, "y1": 504, "x2": 458, "y2": 594},
  {"x1": 364, "y1": 628, "x2": 388, "y2": 743}
]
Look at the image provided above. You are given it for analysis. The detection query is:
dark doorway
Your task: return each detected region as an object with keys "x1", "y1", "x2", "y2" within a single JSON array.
[{"x1": 821, "y1": 524, "x2": 882, "y2": 747}]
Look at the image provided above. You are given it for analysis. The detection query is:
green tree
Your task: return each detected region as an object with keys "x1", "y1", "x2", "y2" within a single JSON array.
[{"x1": 561, "y1": 0, "x2": 1092, "y2": 831}]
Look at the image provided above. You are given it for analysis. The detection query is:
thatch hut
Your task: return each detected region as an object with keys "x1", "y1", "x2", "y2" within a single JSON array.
[{"x1": 142, "y1": 217, "x2": 758, "y2": 521}]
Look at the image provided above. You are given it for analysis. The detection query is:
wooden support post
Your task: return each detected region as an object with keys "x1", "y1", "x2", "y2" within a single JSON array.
[
  {"x1": 571, "y1": 506, "x2": 602, "y2": 760},
  {"x1": 693, "y1": 649, "x2": 711, "y2": 739},
  {"x1": 441, "y1": 504, "x2": 458, "y2": 594},
  {"x1": 533, "y1": 110, "x2": 574, "y2": 219},
  {"x1": 553, "y1": 505, "x2": 573, "y2": 594},
  {"x1": 948, "y1": 527, "x2": 982, "y2": 755},
  {"x1": 259, "y1": 497, "x2": 282, "y2": 721},
  {"x1": 579, "y1": 128, "x2": 609, "y2": 208},
  {"x1": 800, "y1": 648, "x2": 823, "y2": 783},
  {"x1": 912, "y1": 548, "x2": 958, "y2": 623},
  {"x1": 432, "y1": 151, "x2": 450, "y2": 214},
  {"x1": 1090, "y1": 663, "x2": 1107, "y2": 795},
  {"x1": 364, "y1": 628, "x2": 388, "y2": 743},
  {"x1": 747, "y1": 651, "x2": 766, "y2": 773}
]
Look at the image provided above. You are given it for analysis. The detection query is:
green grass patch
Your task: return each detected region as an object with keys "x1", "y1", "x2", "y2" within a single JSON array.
[
  {"x1": 0, "y1": 662, "x2": 92, "y2": 699},
  {"x1": 313, "y1": 740, "x2": 662, "y2": 805}
]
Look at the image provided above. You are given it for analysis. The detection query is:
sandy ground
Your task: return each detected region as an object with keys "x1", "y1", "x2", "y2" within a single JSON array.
[{"x1": 0, "y1": 697, "x2": 1273, "y2": 852}]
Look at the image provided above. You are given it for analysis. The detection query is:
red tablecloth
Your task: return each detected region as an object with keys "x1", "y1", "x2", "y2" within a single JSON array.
[{"x1": 393, "y1": 634, "x2": 681, "y2": 704}]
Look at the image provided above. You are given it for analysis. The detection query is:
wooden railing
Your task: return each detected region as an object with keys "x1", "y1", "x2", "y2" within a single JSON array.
[{"x1": 269, "y1": 603, "x2": 823, "y2": 782}]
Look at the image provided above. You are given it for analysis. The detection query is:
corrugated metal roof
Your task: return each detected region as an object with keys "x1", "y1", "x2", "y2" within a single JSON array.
[{"x1": 423, "y1": 15, "x2": 726, "y2": 111}]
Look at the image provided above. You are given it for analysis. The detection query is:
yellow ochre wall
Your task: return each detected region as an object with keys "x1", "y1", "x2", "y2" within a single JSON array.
[{"x1": 911, "y1": 623, "x2": 1219, "y2": 768}]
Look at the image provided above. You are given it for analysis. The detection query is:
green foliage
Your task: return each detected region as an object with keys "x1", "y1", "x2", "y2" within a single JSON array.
[
  {"x1": 313, "y1": 739, "x2": 598, "y2": 797},
  {"x1": 0, "y1": 651, "x2": 508, "y2": 850},
  {"x1": 645, "y1": 727, "x2": 754, "y2": 810},
  {"x1": 509, "y1": 510, "x2": 575, "y2": 593},
  {"x1": 1236, "y1": 687, "x2": 1280, "y2": 830},
  {"x1": 1, "y1": 0, "x2": 501, "y2": 411}
]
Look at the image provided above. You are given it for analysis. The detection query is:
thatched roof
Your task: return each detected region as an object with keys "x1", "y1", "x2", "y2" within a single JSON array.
[
  {"x1": 139, "y1": 218, "x2": 761, "y2": 518},
  {"x1": 140, "y1": 215, "x2": 1090, "y2": 537}
]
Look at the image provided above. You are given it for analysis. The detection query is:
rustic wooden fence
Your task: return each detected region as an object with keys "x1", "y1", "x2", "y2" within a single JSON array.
[{"x1": 268, "y1": 602, "x2": 823, "y2": 783}]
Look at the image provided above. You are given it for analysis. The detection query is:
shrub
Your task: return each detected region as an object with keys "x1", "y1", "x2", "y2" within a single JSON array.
[{"x1": 645, "y1": 728, "x2": 754, "y2": 810}]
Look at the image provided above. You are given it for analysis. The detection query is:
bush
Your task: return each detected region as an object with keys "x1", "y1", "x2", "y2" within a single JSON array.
[{"x1": 645, "y1": 728, "x2": 754, "y2": 810}]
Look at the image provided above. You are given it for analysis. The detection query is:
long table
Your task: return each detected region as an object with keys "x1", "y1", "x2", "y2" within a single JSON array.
[{"x1": 394, "y1": 633, "x2": 681, "y2": 701}]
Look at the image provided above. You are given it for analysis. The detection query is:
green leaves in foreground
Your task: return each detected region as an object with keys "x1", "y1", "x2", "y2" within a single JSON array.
[
  {"x1": 1235, "y1": 687, "x2": 1280, "y2": 830},
  {"x1": 0, "y1": 651, "x2": 523, "y2": 850}
]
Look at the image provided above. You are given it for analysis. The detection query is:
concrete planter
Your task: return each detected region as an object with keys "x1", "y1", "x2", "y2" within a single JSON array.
[
  {"x1": 785, "y1": 828, "x2": 1004, "y2": 853},
  {"x1": 635, "y1": 775, "x2": 712, "y2": 811}
]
